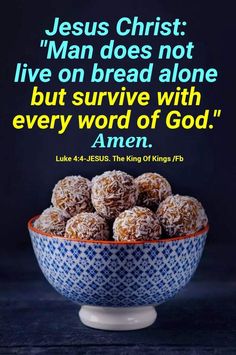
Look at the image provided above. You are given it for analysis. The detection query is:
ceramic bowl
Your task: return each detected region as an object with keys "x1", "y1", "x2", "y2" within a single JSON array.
[{"x1": 28, "y1": 216, "x2": 208, "y2": 330}]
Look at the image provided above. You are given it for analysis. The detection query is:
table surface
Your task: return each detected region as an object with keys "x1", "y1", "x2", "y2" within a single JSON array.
[{"x1": 0, "y1": 242, "x2": 236, "y2": 355}]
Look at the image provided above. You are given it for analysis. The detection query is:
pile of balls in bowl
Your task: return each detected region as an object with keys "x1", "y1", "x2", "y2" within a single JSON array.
[{"x1": 34, "y1": 171, "x2": 208, "y2": 242}]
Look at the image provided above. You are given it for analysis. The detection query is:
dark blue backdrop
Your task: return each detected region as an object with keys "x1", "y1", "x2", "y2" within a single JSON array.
[{"x1": 0, "y1": 0, "x2": 235, "y2": 252}]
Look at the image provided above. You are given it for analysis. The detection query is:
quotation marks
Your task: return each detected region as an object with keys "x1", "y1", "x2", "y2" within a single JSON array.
[
  {"x1": 213, "y1": 109, "x2": 221, "y2": 117},
  {"x1": 209, "y1": 109, "x2": 221, "y2": 129},
  {"x1": 40, "y1": 39, "x2": 48, "y2": 48}
]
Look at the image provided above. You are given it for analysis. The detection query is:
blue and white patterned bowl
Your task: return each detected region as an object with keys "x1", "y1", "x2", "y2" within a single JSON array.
[{"x1": 28, "y1": 216, "x2": 208, "y2": 330}]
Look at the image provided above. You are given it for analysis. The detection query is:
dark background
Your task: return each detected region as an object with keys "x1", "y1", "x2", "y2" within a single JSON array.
[
  {"x1": 0, "y1": 0, "x2": 235, "y2": 353},
  {"x1": 1, "y1": 0, "x2": 235, "y2": 249}
]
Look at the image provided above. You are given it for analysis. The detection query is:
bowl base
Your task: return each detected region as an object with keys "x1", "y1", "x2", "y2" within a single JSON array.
[{"x1": 79, "y1": 305, "x2": 157, "y2": 331}]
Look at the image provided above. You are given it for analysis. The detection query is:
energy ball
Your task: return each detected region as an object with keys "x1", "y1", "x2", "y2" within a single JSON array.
[
  {"x1": 135, "y1": 172, "x2": 172, "y2": 211},
  {"x1": 156, "y1": 194, "x2": 208, "y2": 237},
  {"x1": 34, "y1": 207, "x2": 69, "y2": 236},
  {"x1": 65, "y1": 212, "x2": 110, "y2": 241},
  {"x1": 51, "y1": 176, "x2": 93, "y2": 217},
  {"x1": 91, "y1": 170, "x2": 138, "y2": 220},
  {"x1": 113, "y1": 206, "x2": 162, "y2": 242}
]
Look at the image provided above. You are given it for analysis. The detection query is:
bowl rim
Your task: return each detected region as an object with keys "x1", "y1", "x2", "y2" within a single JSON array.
[{"x1": 28, "y1": 215, "x2": 209, "y2": 244}]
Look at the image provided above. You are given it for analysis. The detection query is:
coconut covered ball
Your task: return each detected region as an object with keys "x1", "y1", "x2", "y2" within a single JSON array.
[
  {"x1": 91, "y1": 170, "x2": 138, "y2": 220},
  {"x1": 135, "y1": 172, "x2": 172, "y2": 211},
  {"x1": 34, "y1": 207, "x2": 69, "y2": 236},
  {"x1": 65, "y1": 212, "x2": 110, "y2": 241},
  {"x1": 156, "y1": 194, "x2": 208, "y2": 237},
  {"x1": 113, "y1": 206, "x2": 162, "y2": 242},
  {"x1": 51, "y1": 176, "x2": 93, "y2": 217}
]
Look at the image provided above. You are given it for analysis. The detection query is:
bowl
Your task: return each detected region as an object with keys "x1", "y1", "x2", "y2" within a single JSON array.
[{"x1": 28, "y1": 216, "x2": 208, "y2": 331}]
